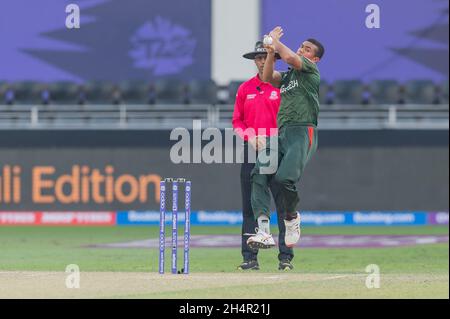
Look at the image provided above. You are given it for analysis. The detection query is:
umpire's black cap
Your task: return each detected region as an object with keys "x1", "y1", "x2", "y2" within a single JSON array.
[{"x1": 243, "y1": 41, "x2": 281, "y2": 60}]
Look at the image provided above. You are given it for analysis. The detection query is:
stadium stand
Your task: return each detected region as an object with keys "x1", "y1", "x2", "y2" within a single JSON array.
[
  {"x1": 48, "y1": 82, "x2": 82, "y2": 105},
  {"x1": 0, "y1": 82, "x2": 7, "y2": 104},
  {"x1": 332, "y1": 80, "x2": 366, "y2": 105},
  {"x1": 187, "y1": 80, "x2": 218, "y2": 105},
  {"x1": 0, "y1": 79, "x2": 448, "y2": 109},
  {"x1": 12, "y1": 81, "x2": 39, "y2": 104},
  {"x1": 0, "y1": 79, "x2": 448, "y2": 130},
  {"x1": 120, "y1": 80, "x2": 155, "y2": 105},
  {"x1": 368, "y1": 80, "x2": 401, "y2": 105},
  {"x1": 440, "y1": 80, "x2": 449, "y2": 104},
  {"x1": 319, "y1": 80, "x2": 329, "y2": 105},
  {"x1": 84, "y1": 81, "x2": 122, "y2": 105},
  {"x1": 154, "y1": 79, "x2": 189, "y2": 104},
  {"x1": 226, "y1": 80, "x2": 244, "y2": 104},
  {"x1": 403, "y1": 80, "x2": 439, "y2": 105}
]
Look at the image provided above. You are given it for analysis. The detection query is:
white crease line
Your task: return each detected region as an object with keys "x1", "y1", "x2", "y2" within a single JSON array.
[
  {"x1": 0, "y1": 272, "x2": 59, "y2": 278},
  {"x1": 322, "y1": 275, "x2": 351, "y2": 280}
]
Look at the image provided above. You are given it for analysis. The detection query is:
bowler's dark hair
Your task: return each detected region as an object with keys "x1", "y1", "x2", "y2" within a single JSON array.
[{"x1": 307, "y1": 38, "x2": 325, "y2": 59}]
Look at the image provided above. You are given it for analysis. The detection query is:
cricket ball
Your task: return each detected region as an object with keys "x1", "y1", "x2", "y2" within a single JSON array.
[{"x1": 263, "y1": 35, "x2": 273, "y2": 45}]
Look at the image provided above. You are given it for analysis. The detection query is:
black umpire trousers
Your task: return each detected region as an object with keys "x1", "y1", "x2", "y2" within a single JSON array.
[{"x1": 240, "y1": 143, "x2": 294, "y2": 262}]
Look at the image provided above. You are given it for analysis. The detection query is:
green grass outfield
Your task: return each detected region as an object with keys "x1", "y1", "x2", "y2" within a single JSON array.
[{"x1": 0, "y1": 226, "x2": 448, "y2": 298}]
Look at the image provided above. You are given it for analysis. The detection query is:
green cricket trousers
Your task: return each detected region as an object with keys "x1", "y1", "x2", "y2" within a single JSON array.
[{"x1": 251, "y1": 124, "x2": 318, "y2": 219}]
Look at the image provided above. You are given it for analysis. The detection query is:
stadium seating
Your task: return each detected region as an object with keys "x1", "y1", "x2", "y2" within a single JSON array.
[
  {"x1": 403, "y1": 80, "x2": 438, "y2": 104},
  {"x1": 440, "y1": 80, "x2": 449, "y2": 104},
  {"x1": 4, "y1": 87, "x2": 15, "y2": 105},
  {"x1": 0, "y1": 82, "x2": 8, "y2": 104},
  {"x1": 332, "y1": 80, "x2": 365, "y2": 105},
  {"x1": 187, "y1": 80, "x2": 218, "y2": 104},
  {"x1": 319, "y1": 81, "x2": 329, "y2": 105},
  {"x1": 154, "y1": 79, "x2": 189, "y2": 104},
  {"x1": 120, "y1": 80, "x2": 155, "y2": 105},
  {"x1": 84, "y1": 81, "x2": 122, "y2": 105},
  {"x1": 11, "y1": 81, "x2": 40, "y2": 104},
  {"x1": 226, "y1": 81, "x2": 244, "y2": 104},
  {"x1": 40, "y1": 84, "x2": 51, "y2": 105},
  {"x1": 0, "y1": 79, "x2": 448, "y2": 106},
  {"x1": 368, "y1": 80, "x2": 401, "y2": 105},
  {"x1": 48, "y1": 82, "x2": 82, "y2": 105}
]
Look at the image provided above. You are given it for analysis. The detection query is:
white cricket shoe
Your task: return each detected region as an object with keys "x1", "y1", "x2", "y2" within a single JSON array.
[
  {"x1": 246, "y1": 228, "x2": 276, "y2": 249},
  {"x1": 284, "y1": 212, "x2": 301, "y2": 247}
]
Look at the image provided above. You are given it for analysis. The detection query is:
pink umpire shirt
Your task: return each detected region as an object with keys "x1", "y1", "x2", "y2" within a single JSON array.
[{"x1": 232, "y1": 74, "x2": 280, "y2": 141}]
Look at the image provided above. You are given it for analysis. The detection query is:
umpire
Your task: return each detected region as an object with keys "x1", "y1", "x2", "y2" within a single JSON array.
[{"x1": 232, "y1": 41, "x2": 294, "y2": 270}]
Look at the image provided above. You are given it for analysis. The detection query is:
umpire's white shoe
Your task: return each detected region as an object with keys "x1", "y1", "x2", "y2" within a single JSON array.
[
  {"x1": 247, "y1": 229, "x2": 276, "y2": 249},
  {"x1": 284, "y1": 212, "x2": 301, "y2": 247}
]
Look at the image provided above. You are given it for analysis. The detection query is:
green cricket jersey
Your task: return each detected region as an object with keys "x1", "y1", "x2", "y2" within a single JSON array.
[{"x1": 277, "y1": 56, "x2": 321, "y2": 128}]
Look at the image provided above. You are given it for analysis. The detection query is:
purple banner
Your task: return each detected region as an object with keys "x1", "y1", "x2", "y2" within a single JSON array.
[
  {"x1": 262, "y1": 0, "x2": 449, "y2": 82},
  {"x1": 0, "y1": 0, "x2": 211, "y2": 82},
  {"x1": 428, "y1": 212, "x2": 449, "y2": 225}
]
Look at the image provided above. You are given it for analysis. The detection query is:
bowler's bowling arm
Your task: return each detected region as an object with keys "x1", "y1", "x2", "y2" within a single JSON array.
[
  {"x1": 273, "y1": 39, "x2": 303, "y2": 70},
  {"x1": 262, "y1": 49, "x2": 281, "y2": 88}
]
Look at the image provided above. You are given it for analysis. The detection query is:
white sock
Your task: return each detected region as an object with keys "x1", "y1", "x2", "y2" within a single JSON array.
[{"x1": 257, "y1": 215, "x2": 270, "y2": 234}]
